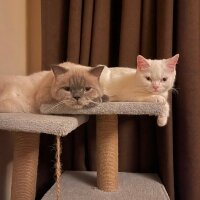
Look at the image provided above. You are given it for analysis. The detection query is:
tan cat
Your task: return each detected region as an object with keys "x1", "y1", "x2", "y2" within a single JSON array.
[{"x1": 0, "y1": 63, "x2": 105, "y2": 113}]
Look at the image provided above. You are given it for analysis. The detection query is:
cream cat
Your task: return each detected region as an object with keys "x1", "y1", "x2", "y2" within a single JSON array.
[
  {"x1": 99, "y1": 54, "x2": 179, "y2": 126},
  {"x1": 0, "y1": 63, "x2": 105, "y2": 113}
]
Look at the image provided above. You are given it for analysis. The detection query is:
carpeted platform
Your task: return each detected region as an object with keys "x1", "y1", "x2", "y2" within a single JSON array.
[
  {"x1": 42, "y1": 171, "x2": 170, "y2": 200},
  {"x1": 0, "y1": 113, "x2": 88, "y2": 136},
  {"x1": 40, "y1": 102, "x2": 165, "y2": 116}
]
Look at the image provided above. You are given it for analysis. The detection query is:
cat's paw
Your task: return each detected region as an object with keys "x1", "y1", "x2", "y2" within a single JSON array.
[
  {"x1": 102, "y1": 94, "x2": 109, "y2": 102},
  {"x1": 84, "y1": 102, "x2": 97, "y2": 108},
  {"x1": 151, "y1": 95, "x2": 166, "y2": 104},
  {"x1": 157, "y1": 116, "x2": 168, "y2": 127}
]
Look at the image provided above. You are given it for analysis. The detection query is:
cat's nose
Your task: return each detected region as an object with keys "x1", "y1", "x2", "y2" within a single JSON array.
[
  {"x1": 74, "y1": 96, "x2": 80, "y2": 101},
  {"x1": 153, "y1": 85, "x2": 159, "y2": 89},
  {"x1": 153, "y1": 85, "x2": 159, "y2": 90}
]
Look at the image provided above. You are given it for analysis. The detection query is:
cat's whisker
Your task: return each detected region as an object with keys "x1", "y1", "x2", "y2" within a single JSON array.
[
  {"x1": 46, "y1": 100, "x2": 70, "y2": 112},
  {"x1": 86, "y1": 99, "x2": 98, "y2": 105},
  {"x1": 85, "y1": 97, "x2": 100, "y2": 105},
  {"x1": 171, "y1": 88, "x2": 179, "y2": 94}
]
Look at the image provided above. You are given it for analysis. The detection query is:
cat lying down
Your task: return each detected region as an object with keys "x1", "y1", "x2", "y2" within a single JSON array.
[
  {"x1": 60, "y1": 54, "x2": 179, "y2": 126},
  {"x1": 98, "y1": 54, "x2": 179, "y2": 126},
  {"x1": 0, "y1": 54, "x2": 178, "y2": 126},
  {"x1": 0, "y1": 64, "x2": 106, "y2": 113}
]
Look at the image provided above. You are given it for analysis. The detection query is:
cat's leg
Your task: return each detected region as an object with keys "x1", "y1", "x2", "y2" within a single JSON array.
[
  {"x1": 157, "y1": 102, "x2": 170, "y2": 127},
  {"x1": 142, "y1": 95, "x2": 166, "y2": 104},
  {"x1": 137, "y1": 94, "x2": 169, "y2": 126},
  {"x1": 0, "y1": 100, "x2": 23, "y2": 113}
]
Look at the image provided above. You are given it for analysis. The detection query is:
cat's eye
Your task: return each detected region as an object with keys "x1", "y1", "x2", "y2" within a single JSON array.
[
  {"x1": 63, "y1": 86, "x2": 70, "y2": 91},
  {"x1": 85, "y1": 87, "x2": 92, "y2": 91},
  {"x1": 145, "y1": 76, "x2": 152, "y2": 81},
  {"x1": 162, "y1": 77, "x2": 168, "y2": 82}
]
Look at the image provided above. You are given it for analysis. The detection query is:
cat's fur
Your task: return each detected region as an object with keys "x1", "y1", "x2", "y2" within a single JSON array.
[
  {"x1": 0, "y1": 63, "x2": 105, "y2": 113},
  {"x1": 99, "y1": 54, "x2": 179, "y2": 126}
]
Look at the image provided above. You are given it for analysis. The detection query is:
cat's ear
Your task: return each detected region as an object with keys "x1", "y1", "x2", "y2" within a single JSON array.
[
  {"x1": 89, "y1": 65, "x2": 105, "y2": 79},
  {"x1": 137, "y1": 55, "x2": 150, "y2": 71},
  {"x1": 166, "y1": 54, "x2": 179, "y2": 72},
  {"x1": 51, "y1": 65, "x2": 68, "y2": 77}
]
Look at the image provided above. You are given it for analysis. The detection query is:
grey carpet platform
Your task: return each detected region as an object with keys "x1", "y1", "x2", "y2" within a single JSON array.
[
  {"x1": 40, "y1": 102, "x2": 165, "y2": 116},
  {"x1": 0, "y1": 113, "x2": 88, "y2": 136},
  {"x1": 42, "y1": 171, "x2": 169, "y2": 200}
]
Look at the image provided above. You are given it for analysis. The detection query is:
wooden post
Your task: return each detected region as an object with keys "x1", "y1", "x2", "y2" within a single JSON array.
[
  {"x1": 96, "y1": 115, "x2": 118, "y2": 191},
  {"x1": 11, "y1": 132, "x2": 40, "y2": 200}
]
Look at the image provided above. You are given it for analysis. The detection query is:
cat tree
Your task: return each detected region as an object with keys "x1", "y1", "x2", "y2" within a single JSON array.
[
  {"x1": 0, "y1": 102, "x2": 169, "y2": 200},
  {"x1": 0, "y1": 113, "x2": 87, "y2": 199}
]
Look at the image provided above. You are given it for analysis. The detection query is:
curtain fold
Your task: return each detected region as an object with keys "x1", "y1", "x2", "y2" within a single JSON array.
[
  {"x1": 155, "y1": 0, "x2": 175, "y2": 197},
  {"x1": 39, "y1": 1, "x2": 200, "y2": 199},
  {"x1": 174, "y1": 0, "x2": 200, "y2": 199}
]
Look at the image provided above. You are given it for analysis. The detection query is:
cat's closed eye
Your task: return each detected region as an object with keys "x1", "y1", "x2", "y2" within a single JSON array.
[
  {"x1": 63, "y1": 86, "x2": 70, "y2": 91},
  {"x1": 85, "y1": 87, "x2": 92, "y2": 91}
]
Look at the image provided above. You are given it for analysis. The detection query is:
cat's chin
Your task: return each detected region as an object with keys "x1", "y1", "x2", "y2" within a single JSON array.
[
  {"x1": 64, "y1": 100, "x2": 99, "y2": 110},
  {"x1": 152, "y1": 91, "x2": 159, "y2": 95},
  {"x1": 69, "y1": 104, "x2": 84, "y2": 110},
  {"x1": 70, "y1": 102, "x2": 99, "y2": 109},
  {"x1": 151, "y1": 90, "x2": 162, "y2": 95}
]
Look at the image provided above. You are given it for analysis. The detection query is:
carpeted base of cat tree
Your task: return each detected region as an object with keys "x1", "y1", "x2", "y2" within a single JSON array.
[{"x1": 42, "y1": 171, "x2": 169, "y2": 200}]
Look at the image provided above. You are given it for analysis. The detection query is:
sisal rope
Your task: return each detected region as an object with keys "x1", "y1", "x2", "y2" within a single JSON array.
[
  {"x1": 11, "y1": 132, "x2": 40, "y2": 200},
  {"x1": 55, "y1": 136, "x2": 62, "y2": 200},
  {"x1": 96, "y1": 115, "x2": 118, "y2": 191}
]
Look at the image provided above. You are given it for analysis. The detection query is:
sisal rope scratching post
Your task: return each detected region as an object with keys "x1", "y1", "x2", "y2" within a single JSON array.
[
  {"x1": 55, "y1": 136, "x2": 62, "y2": 200},
  {"x1": 96, "y1": 115, "x2": 118, "y2": 191},
  {"x1": 11, "y1": 132, "x2": 40, "y2": 200}
]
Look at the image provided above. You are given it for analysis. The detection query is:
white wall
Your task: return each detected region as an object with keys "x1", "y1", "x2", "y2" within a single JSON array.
[
  {"x1": 0, "y1": 1, "x2": 41, "y2": 199},
  {"x1": 0, "y1": 0, "x2": 27, "y2": 75},
  {"x1": 0, "y1": 1, "x2": 27, "y2": 199}
]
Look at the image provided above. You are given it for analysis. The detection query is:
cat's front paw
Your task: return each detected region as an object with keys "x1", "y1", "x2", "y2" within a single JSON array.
[
  {"x1": 151, "y1": 95, "x2": 166, "y2": 104},
  {"x1": 84, "y1": 102, "x2": 97, "y2": 108},
  {"x1": 157, "y1": 115, "x2": 168, "y2": 127},
  {"x1": 157, "y1": 102, "x2": 169, "y2": 126},
  {"x1": 102, "y1": 94, "x2": 109, "y2": 102}
]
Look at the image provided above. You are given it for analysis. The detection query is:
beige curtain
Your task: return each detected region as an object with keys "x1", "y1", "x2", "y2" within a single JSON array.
[{"x1": 38, "y1": 1, "x2": 200, "y2": 200}]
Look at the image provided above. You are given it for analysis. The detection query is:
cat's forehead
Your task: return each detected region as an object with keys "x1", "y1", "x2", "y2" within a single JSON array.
[
  {"x1": 65, "y1": 70, "x2": 95, "y2": 86},
  {"x1": 55, "y1": 68, "x2": 98, "y2": 87},
  {"x1": 147, "y1": 59, "x2": 170, "y2": 77},
  {"x1": 69, "y1": 74, "x2": 87, "y2": 87},
  {"x1": 148, "y1": 59, "x2": 165, "y2": 68}
]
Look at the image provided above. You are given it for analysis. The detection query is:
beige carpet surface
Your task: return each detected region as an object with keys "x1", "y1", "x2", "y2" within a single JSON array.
[
  {"x1": 0, "y1": 113, "x2": 88, "y2": 136},
  {"x1": 42, "y1": 171, "x2": 170, "y2": 200},
  {"x1": 41, "y1": 102, "x2": 164, "y2": 116}
]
